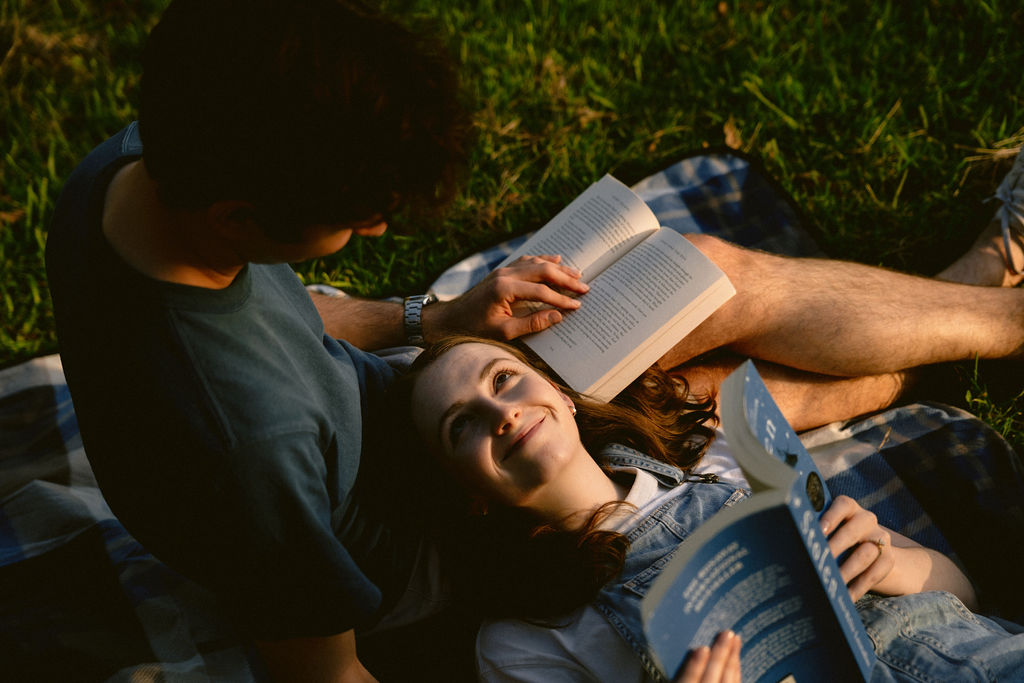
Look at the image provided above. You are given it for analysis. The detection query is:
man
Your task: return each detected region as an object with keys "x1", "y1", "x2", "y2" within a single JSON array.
[
  {"x1": 47, "y1": 0, "x2": 1024, "y2": 680},
  {"x1": 45, "y1": 1, "x2": 586, "y2": 680}
]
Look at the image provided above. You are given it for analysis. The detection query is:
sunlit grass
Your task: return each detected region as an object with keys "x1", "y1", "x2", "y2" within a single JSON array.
[{"x1": 2, "y1": 0, "x2": 1021, "y2": 450}]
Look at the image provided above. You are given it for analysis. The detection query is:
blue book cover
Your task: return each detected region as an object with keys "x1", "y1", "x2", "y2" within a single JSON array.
[{"x1": 642, "y1": 361, "x2": 876, "y2": 682}]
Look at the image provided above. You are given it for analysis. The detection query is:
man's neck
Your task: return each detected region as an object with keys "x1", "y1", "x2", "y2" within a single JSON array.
[{"x1": 101, "y1": 161, "x2": 244, "y2": 289}]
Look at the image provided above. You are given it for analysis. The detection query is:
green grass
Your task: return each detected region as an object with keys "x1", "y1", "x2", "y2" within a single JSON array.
[{"x1": 2, "y1": 0, "x2": 1022, "y2": 450}]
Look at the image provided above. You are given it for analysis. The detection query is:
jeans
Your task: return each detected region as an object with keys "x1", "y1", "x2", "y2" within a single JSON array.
[{"x1": 862, "y1": 591, "x2": 1024, "y2": 682}]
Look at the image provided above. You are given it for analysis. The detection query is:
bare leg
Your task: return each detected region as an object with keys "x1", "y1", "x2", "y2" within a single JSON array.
[
  {"x1": 671, "y1": 350, "x2": 913, "y2": 432},
  {"x1": 659, "y1": 233, "x2": 1024, "y2": 376},
  {"x1": 660, "y1": 229, "x2": 1022, "y2": 429}
]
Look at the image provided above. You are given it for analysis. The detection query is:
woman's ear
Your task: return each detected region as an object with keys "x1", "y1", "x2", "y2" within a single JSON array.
[{"x1": 557, "y1": 389, "x2": 577, "y2": 416}]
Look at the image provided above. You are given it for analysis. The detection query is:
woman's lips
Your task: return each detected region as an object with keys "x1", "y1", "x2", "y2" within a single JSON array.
[{"x1": 503, "y1": 416, "x2": 545, "y2": 461}]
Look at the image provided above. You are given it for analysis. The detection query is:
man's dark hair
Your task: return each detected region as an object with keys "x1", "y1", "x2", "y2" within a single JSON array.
[{"x1": 139, "y1": 0, "x2": 469, "y2": 241}]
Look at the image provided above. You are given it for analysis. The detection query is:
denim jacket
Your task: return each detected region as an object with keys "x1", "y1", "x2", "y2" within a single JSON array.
[
  {"x1": 594, "y1": 444, "x2": 749, "y2": 682},
  {"x1": 593, "y1": 446, "x2": 1024, "y2": 682}
]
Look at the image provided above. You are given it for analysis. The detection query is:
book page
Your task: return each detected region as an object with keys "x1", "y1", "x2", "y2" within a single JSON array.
[
  {"x1": 523, "y1": 228, "x2": 734, "y2": 400},
  {"x1": 498, "y1": 175, "x2": 660, "y2": 280}
]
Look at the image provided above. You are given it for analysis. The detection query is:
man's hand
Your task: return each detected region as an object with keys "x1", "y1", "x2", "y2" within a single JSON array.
[
  {"x1": 423, "y1": 254, "x2": 589, "y2": 341},
  {"x1": 310, "y1": 254, "x2": 587, "y2": 349}
]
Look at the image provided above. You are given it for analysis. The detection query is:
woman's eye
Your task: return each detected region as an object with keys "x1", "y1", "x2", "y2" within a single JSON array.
[
  {"x1": 449, "y1": 415, "x2": 469, "y2": 444},
  {"x1": 494, "y1": 371, "x2": 512, "y2": 390}
]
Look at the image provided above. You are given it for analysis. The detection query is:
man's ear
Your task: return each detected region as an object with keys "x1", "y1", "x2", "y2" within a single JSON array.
[{"x1": 206, "y1": 200, "x2": 259, "y2": 240}]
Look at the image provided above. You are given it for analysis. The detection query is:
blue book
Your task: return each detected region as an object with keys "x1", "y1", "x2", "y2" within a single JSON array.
[{"x1": 641, "y1": 360, "x2": 876, "y2": 682}]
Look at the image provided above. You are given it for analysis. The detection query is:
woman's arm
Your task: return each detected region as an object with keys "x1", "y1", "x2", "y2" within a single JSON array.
[{"x1": 819, "y1": 495, "x2": 978, "y2": 609}]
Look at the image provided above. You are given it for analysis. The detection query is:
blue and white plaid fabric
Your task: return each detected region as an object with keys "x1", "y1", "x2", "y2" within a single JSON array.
[
  {"x1": 804, "y1": 402, "x2": 1024, "y2": 620},
  {"x1": 3, "y1": 153, "x2": 1021, "y2": 678},
  {"x1": 0, "y1": 356, "x2": 262, "y2": 680}
]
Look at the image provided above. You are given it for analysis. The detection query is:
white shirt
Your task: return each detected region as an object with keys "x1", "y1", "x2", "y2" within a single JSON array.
[{"x1": 476, "y1": 431, "x2": 746, "y2": 682}]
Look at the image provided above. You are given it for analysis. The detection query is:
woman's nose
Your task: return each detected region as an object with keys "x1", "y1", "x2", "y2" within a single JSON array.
[{"x1": 492, "y1": 402, "x2": 521, "y2": 434}]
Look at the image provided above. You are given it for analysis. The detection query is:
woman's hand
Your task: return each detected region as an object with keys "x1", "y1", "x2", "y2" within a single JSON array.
[
  {"x1": 675, "y1": 631, "x2": 741, "y2": 683},
  {"x1": 819, "y1": 495, "x2": 896, "y2": 602},
  {"x1": 820, "y1": 495, "x2": 978, "y2": 608}
]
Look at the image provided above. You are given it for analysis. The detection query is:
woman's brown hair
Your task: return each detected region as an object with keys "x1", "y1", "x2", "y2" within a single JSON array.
[{"x1": 371, "y1": 335, "x2": 717, "y2": 620}]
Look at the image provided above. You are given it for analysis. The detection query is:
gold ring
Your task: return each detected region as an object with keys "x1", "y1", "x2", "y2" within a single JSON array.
[{"x1": 874, "y1": 538, "x2": 885, "y2": 552}]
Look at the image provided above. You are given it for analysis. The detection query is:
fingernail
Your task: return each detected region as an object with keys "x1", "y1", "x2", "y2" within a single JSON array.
[{"x1": 549, "y1": 311, "x2": 563, "y2": 323}]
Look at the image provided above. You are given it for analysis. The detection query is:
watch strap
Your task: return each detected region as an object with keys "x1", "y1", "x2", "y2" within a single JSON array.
[{"x1": 403, "y1": 293, "x2": 437, "y2": 346}]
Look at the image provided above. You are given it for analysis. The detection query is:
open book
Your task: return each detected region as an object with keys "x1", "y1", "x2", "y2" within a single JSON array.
[
  {"x1": 641, "y1": 361, "x2": 877, "y2": 682},
  {"x1": 498, "y1": 175, "x2": 735, "y2": 402}
]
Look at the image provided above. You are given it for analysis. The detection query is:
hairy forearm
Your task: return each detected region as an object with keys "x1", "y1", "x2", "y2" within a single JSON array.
[
  {"x1": 310, "y1": 255, "x2": 588, "y2": 350},
  {"x1": 311, "y1": 292, "x2": 405, "y2": 350},
  {"x1": 310, "y1": 290, "x2": 466, "y2": 350}
]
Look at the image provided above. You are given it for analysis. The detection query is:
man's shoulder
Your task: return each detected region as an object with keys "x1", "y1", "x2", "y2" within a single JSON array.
[
  {"x1": 46, "y1": 123, "x2": 142, "y2": 291},
  {"x1": 51, "y1": 123, "x2": 141, "y2": 222}
]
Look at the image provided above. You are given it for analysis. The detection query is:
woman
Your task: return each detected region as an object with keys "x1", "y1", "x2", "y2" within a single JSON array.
[{"x1": 384, "y1": 335, "x2": 1024, "y2": 682}]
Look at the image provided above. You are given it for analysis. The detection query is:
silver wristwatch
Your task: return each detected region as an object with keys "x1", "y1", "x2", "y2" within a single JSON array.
[{"x1": 403, "y1": 293, "x2": 437, "y2": 346}]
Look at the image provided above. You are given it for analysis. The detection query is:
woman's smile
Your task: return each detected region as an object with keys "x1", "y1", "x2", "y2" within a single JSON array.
[
  {"x1": 504, "y1": 415, "x2": 546, "y2": 462},
  {"x1": 412, "y1": 342, "x2": 594, "y2": 509}
]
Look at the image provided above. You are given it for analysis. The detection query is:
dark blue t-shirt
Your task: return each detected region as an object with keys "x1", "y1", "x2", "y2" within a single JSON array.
[{"x1": 45, "y1": 123, "x2": 412, "y2": 638}]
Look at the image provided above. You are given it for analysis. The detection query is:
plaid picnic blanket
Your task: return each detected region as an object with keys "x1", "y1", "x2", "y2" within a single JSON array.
[
  {"x1": 0, "y1": 355, "x2": 262, "y2": 681},
  {"x1": 801, "y1": 401, "x2": 1024, "y2": 619},
  {"x1": 3, "y1": 151, "x2": 1022, "y2": 680}
]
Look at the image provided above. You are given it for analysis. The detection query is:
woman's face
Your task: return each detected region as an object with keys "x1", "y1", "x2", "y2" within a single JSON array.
[{"x1": 411, "y1": 342, "x2": 584, "y2": 510}]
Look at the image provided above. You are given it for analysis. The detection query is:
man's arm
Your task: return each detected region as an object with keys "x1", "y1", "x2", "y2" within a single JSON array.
[
  {"x1": 311, "y1": 293, "x2": 406, "y2": 350},
  {"x1": 311, "y1": 255, "x2": 589, "y2": 349},
  {"x1": 255, "y1": 630, "x2": 377, "y2": 683}
]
